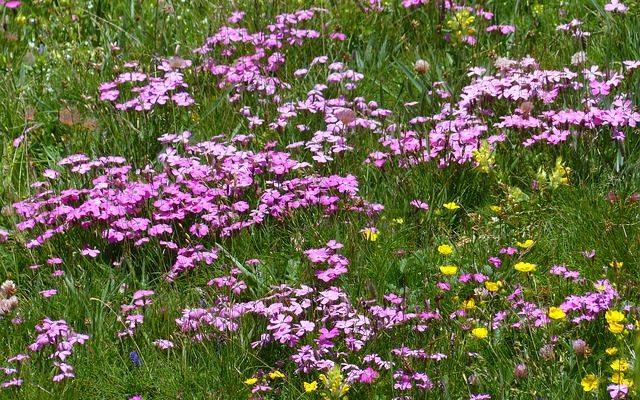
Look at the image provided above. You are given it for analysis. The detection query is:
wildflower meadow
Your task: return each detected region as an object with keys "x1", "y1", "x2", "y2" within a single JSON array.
[{"x1": 1, "y1": 0, "x2": 640, "y2": 399}]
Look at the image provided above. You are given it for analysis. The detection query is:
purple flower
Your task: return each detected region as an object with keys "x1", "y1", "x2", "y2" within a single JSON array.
[
  {"x1": 470, "y1": 395, "x2": 491, "y2": 400},
  {"x1": 0, "y1": 1, "x2": 21, "y2": 9},
  {"x1": 129, "y1": 351, "x2": 141, "y2": 367},
  {"x1": 39, "y1": 289, "x2": 58, "y2": 298}
]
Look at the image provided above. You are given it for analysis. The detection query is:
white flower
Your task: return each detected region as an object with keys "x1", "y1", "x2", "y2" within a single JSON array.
[{"x1": 571, "y1": 51, "x2": 587, "y2": 66}]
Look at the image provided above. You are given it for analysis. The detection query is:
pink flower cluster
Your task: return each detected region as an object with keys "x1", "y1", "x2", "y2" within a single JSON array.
[
  {"x1": 12, "y1": 135, "x2": 380, "y2": 282},
  {"x1": 193, "y1": 8, "x2": 327, "y2": 101},
  {"x1": 175, "y1": 282, "x2": 443, "y2": 386},
  {"x1": 373, "y1": 57, "x2": 639, "y2": 168},
  {"x1": 1, "y1": 318, "x2": 89, "y2": 388},
  {"x1": 207, "y1": 267, "x2": 247, "y2": 295},
  {"x1": 118, "y1": 290, "x2": 155, "y2": 337},
  {"x1": 304, "y1": 240, "x2": 349, "y2": 282},
  {"x1": 99, "y1": 58, "x2": 194, "y2": 111}
]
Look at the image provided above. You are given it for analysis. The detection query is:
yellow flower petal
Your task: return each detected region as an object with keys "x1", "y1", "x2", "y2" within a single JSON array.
[
  {"x1": 514, "y1": 262, "x2": 536, "y2": 273},
  {"x1": 437, "y1": 244, "x2": 454, "y2": 256},
  {"x1": 471, "y1": 327, "x2": 488, "y2": 339},
  {"x1": 548, "y1": 307, "x2": 566, "y2": 320},
  {"x1": 443, "y1": 202, "x2": 460, "y2": 211},
  {"x1": 581, "y1": 374, "x2": 599, "y2": 392}
]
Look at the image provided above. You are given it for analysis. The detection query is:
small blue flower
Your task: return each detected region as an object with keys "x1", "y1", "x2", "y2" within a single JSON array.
[{"x1": 129, "y1": 351, "x2": 141, "y2": 367}]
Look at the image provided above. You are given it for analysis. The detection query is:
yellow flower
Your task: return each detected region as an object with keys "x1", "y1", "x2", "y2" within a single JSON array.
[
  {"x1": 439, "y1": 265, "x2": 458, "y2": 275},
  {"x1": 609, "y1": 260, "x2": 623, "y2": 269},
  {"x1": 514, "y1": 262, "x2": 536, "y2": 273},
  {"x1": 437, "y1": 244, "x2": 454, "y2": 256},
  {"x1": 548, "y1": 307, "x2": 566, "y2": 320},
  {"x1": 608, "y1": 321, "x2": 625, "y2": 334},
  {"x1": 443, "y1": 202, "x2": 460, "y2": 211},
  {"x1": 605, "y1": 310, "x2": 625, "y2": 324},
  {"x1": 471, "y1": 327, "x2": 488, "y2": 339},
  {"x1": 361, "y1": 227, "x2": 379, "y2": 242},
  {"x1": 244, "y1": 378, "x2": 258, "y2": 385},
  {"x1": 549, "y1": 157, "x2": 571, "y2": 188},
  {"x1": 610, "y1": 359, "x2": 629, "y2": 372},
  {"x1": 303, "y1": 381, "x2": 318, "y2": 393},
  {"x1": 462, "y1": 298, "x2": 476, "y2": 310},
  {"x1": 484, "y1": 281, "x2": 502, "y2": 292},
  {"x1": 606, "y1": 347, "x2": 619, "y2": 356},
  {"x1": 472, "y1": 140, "x2": 495, "y2": 172},
  {"x1": 446, "y1": 10, "x2": 476, "y2": 40},
  {"x1": 516, "y1": 239, "x2": 534, "y2": 249},
  {"x1": 610, "y1": 374, "x2": 634, "y2": 386},
  {"x1": 392, "y1": 217, "x2": 404, "y2": 224},
  {"x1": 532, "y1": 3, "x2": 544, "y2": 15},
  {"x1": 269, "y1": 370, "x2": 285, "y2": 379},
  {"x1": 489, "y1": 205, "x2": 502, "y2": 213},
  {"x1": 581, "y1": 374, "x2": 599, "y2": 392}
]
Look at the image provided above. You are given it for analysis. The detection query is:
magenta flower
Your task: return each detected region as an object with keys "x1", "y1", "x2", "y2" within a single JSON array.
[
  {"x1": 0, "y1": 1, "x2": 21, "y2": 9},
  {"x1": 39, "y1": 289, "x2": 57, "y2": 298}
]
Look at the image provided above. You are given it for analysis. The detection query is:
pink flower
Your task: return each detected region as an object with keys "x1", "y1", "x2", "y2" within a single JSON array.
[
  {"x1": 153, "y1": 339, "x2": 175, "y2": 350},
  {"x1": 0, "y1": 378, "x2": 23, "y2": 388},
  {"x1": 0, "y1": 229, "x2": 8, "y2": 243},
  {"x1": 410, "y1": 200, "x2": 429, "y2": 210},
  {"x1": 604, "y1": 0, "x2": 628, "y2": 13},
  {"x1": 359, "y1": 367, "x2": 379, "y2": 383},
  {"x1": 80, "y1": 247, "x2": 100, "y2": 257},
  {"x1": 0, "y1": 1, "x2": 21, "y2": 9},
  {"x1": 40, "y1": 289, "x2": 58, "y2": 298}
]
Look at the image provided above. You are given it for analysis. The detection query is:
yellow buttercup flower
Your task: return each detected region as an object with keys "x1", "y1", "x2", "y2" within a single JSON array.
[
  {"x1": 361, "y1": 227, "x2": 379, "y2": 242},
  {"x1": 514, "y1": 262, "x2": 536, "y2": 273},
  {"x1": 484, "y1": 281, "x2": 502, "y2": 292},
  {"x1": 244, "y1": 377, "x2": 258, "y2": 385},
  {"x1": 462, "y1": 298, "x2": 476, "y2": 310},
  {"x1": 548, "y1": 307, "x2": 566, "y2": 320},
  {"x1": 608, "y1": 321, "x2": 625, "y2": 334},
  {"x1": 437, "y1": 244, "x2": 454, "y2": 256},
  {"x1": 610, "y1": 374, "x2": 634, "y2": 386},
  {"x1": 605, "y1": 310, "x2": 625, "y2": 324},
  {"x1": 304, "y1": 381, "x2": 318, "y2": 393},
  {"x1": 606, "y1": 347, "x2": 619, "y2": 356},
  {"x1": 439, "y1": 265, "x2": 458, "y2": 275},
  {"x1": 269, "y1": 370, "x2": 285, "y2": 379},
  {"x1": 489, "y1": 205, "x2": 502, "y2": 213},
  {"x1": 392, "y1": 217, "x2": 404, "y2": 224},
  {"x1": 610, "y1": 359, "x2": 629, "y2": 372},
  {"x1": 443, "y1": 202, "x2": 460, "y2": 211},
  {"x1": 516, "y1": 239, "x2": 534, "y2": 249},
  {"x1": 471, "y1": 327, "x2": 488, "y2": 339},
  {"x1": 581, "y1": 374, "x2": 599, "y2": 392},
  {"x1": 609, "y1": 260, "x2": 623, "y2": 269}
]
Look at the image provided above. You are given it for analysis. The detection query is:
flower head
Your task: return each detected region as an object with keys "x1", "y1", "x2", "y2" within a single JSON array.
[
  {"x1": 581, "y1": 374, "x2": 599, "y2": 392},
  {"x1": 443, "y1": 202, "x2": 460, "y2": 211},
  {"x1": 471, "y1": 327, "x2": 488, "y2": 339},
  {"x1": 516, "y1": 239, "x2": 534, "y2": 249},
  {"x1": 514, "y1": 262, "x2": 536, "y2": 273},
  {"x1": 439, "y1": 265, "x2": 458, "y2": 275},
  {"x1": 438, "y1": 244, "x2": 454, "y2": 256},
  {"x1": 304, "y1": 381, "x2": 318, "y2": 393},
  {"x1": 548, "y1": 307, "x2": 566, "y2": 320},
  {"x1": 360, "y1": 227, "x2": 379, "y2": 242}
]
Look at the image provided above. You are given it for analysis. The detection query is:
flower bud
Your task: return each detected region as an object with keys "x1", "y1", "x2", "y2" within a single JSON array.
[
  {"x1": 514, "y1": 363, "x2": 528, "y2": 379},
  {"x1": 414, "y1": 59, "x2": 430, "y2": 74}
]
